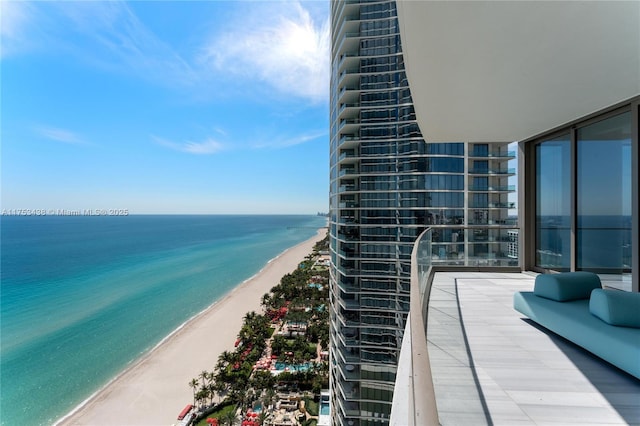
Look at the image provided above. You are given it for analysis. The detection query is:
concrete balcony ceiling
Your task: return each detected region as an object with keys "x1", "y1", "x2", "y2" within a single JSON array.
[{"x1": 396, "y1": 1, "x2": 640, "y2": 143}]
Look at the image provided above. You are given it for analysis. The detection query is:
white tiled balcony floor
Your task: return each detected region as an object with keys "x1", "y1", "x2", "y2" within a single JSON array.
[{"x1": 427, "y1": 272, "x2": 640, "y2": 425}]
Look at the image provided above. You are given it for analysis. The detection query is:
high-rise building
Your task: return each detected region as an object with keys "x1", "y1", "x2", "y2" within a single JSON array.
[
  {"x1": 328, "y1": 1, "x2": 515, "y2": 424},
  {"x1": 381, "y1": 1, "x2": 637, "y2": 424}
]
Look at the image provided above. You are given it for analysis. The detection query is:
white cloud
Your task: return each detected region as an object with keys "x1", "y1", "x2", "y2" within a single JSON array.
[
  {"x1": 0, "y1": 1, "x2": 38, "y2": 57},
  {"x1": 201, "y1": 1, "x2": 330, "y2": 103},
  {"x1": 1, "y1": 2, "x2": 199, "y2": 88},
  {"x1": 36, "y1": 126, "x2": 86, "y2": 145},
  {"x1": 153, "y1": 136, "x2": 224, "y2": 155},
  {"x1": 252, "y1": 130, "x2": 328, "y2": 149},
  {"x1": 54, "y1": 2, "x2": 199, "y2": 88},
  {"x1": 1, "y1": 1, "x2": 330, "y2": 102},
  {"x1": 154, "y1": 126, "x2": 324, "y2": 154}
]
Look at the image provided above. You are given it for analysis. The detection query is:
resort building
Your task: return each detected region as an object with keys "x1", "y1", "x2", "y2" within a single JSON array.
[
  {"x1": 329, "y1": 1, "x2": 515, "y2": 424},
  {"x1": 330, "y1": 1, "x2": 639, "y2": 425}
]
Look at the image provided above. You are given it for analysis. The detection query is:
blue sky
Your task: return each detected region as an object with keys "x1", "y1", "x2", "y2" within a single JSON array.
[{"x1": 1, "y1": 1, "x2": 330, "y2": 214}]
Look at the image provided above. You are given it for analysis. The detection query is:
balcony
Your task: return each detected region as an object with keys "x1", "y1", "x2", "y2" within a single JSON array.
[
  {"x1": 338, "y1": 103, "x2": 360, "y2": 115},
  {"x1": 338, "y1": 248, "x2": 359, "y2": 259},
  {"x1": 338, "y1": 151, "x2": 356, "y2": 162},
  {"x1": 466, "y1": 218, "x2": 518, "y2": 226},
  {"x1": 338, "y1": 360, "x2": 361, "y2": 381},
  {"x1": 338, "y1": 133, "x2": 358, "y2": 146},
  {"x1": 468, "y1": 202, "x2": 516, "y2": 209},
  {"x1": 338, "y1": 201, "x2": 359, "y2": 209},
  {"x1": 337, "y1": 53, "x2": 359, "y2": 70},
  {"x1": 339, "y1": 168, "x2": 357, "y2": 177},
  {"x1": 468, "y1": 167, "x2": 516, "y2": 175},
  {"x1": 468, "y1": 185, "x2": 516, "y2": 192},
  {"x1": 468, "y1": 150, "x2": 516, "y2": 158},
  {"x1": 338, "y1": 185, "x2": 358, "y2": 193},
  {"x1": 338, "y1": 118, "x2": 361, "y2": 131},
  {"x1": 389, "y1": 229, "x2": 640, "y2": 425},
  {"x1": 336, "y1": 279, "x2": 358, "y2": 293}
]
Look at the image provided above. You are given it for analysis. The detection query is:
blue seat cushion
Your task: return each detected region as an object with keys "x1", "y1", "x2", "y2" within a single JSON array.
[
  {"x1": 590, "y1": 289, "x2": 640, "y2": 328},
  {"x1": 534, "y1": 272, "x2": 602, "y2": 302},
  {"x1": 514, "y1": 291, "x2": 640, "y2": 379}
]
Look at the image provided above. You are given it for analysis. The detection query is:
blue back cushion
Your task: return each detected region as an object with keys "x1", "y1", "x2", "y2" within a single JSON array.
[
  {"x1": 589, "y1": 289, "x2": 640, "y2": 328},
  {"x1": 534, "y1": 272, "x2": 602, "y2": 302}
]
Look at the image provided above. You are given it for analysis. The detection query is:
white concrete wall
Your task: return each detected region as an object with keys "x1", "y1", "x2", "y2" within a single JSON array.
[{"x1": 396, "y1": 1, "x2": 640, "y2": 143}]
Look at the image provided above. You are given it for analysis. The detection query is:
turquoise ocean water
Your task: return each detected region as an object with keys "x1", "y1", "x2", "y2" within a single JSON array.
[{"x1": 0, "y1": 215, "x2": 326, "y2": 426}]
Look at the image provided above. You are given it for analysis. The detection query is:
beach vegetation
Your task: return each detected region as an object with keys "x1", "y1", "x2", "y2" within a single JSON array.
[
  {"x1": 188, "y1": 232, "x2": 330, "y2": 425},
  {"x1": 302, "y1": 397, "x2": 318, "y2": 416},
  {"x1": 189, "y1": 378, "x2": 199, "y2": 406},
  {"x1": 192, "y1": 399, "x2": 236, "y2": 426}
]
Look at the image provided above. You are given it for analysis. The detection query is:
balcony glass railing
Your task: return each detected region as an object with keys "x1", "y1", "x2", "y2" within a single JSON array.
[
  {"x1": 338, "y1": 118, "x2": 360, "y2": 131},
  {"x1": 338, "y1": 152, "x2": 356, "y2": 162},
  {"x1": 337, "y1": 53, "x2": 359, "y2": 70},
  {"x1": 468, "y1": 185, "x2": 516, "y2": 192},
  {"x1": 468, "y1": 202, "x2": 516, "y2": 209},
  {"x1": 390, "y1": 226, "x2": 522, "y2": 424},
  {"x1": 338, "y1": 202, "x2": 359, "y2": 208},
  {"x1": 466, "y1": 218, "x2": 518, "y2": 226},
  {"x1": 424, "y1": 227, "x2": 519, "y2": 266},
  {"x1": 338, "y1": 185, "x2": 358, "y2": 193},
  {"x1": 338, "y1": 103, "x2": 360, "y2": 114},
  {"x1": 468, "y1": 167, "x2": 516, "y2": 175},
  {"x1": 339, "y1": 168, "x2": 357, "y2": 177},
  {"x1": 338, "y1": 134, "x2": 358, "y2": 145},
  {"x1": 469, "y1": 150, "x2": 516, "y2": 158}
]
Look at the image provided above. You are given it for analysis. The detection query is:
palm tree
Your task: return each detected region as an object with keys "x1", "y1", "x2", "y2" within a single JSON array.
[
  {"x1": 261, "y1": 292, "x2": 271, "y2": 309},
  {"x1": 221, "y1": 409, "x2": 237, "y2": 426},
  {"x1": 196, "y1": 388, "x2": 209, "y2": 408},
  {"x1": 263, "y1": 388, "x2": 276, "y2": 411},
  {"x1": 188, "y1": 378, "x2": 199, "y2": 406},
  {"x1": 206, "y1": 371, "x2": 216, "y2": 405},
  {"x1": 200, "y1": 370, "x2": 210, "y2": 391},
  {"x1": 258, "y1": 411, "x2": 268, "y2": 426}
]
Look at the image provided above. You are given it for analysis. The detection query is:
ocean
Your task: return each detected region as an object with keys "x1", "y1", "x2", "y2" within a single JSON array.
[{"x1": 0, "y1": 214, "x2": 326, "y2": 426}]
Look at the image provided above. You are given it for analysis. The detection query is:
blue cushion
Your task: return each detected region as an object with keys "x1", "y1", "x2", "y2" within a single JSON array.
[
  {"x1": 534, "y1": 272, "x2": 602, "y2": 302},
  {"x1": 590, "y1": 289, "x2": 640, "y2": 328}
]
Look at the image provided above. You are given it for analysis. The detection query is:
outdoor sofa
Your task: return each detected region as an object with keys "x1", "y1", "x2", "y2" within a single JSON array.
[{"x1": 513, "y1": 271, "x2": 640, "y2": 380}]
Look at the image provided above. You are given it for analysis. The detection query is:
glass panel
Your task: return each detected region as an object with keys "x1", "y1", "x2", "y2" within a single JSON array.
[
  {"x1": 472, "y1": 144, "x2": 489, "y2": 156},
  {"x1": 473, "y1": 176, "x2": 488, "y2": 190},
  {"x1": 577, "y1": 112, "x2": 632, "y2": 273},
  {"x1": 536, "y1": 134, "x2": 571, "y2": 270}
]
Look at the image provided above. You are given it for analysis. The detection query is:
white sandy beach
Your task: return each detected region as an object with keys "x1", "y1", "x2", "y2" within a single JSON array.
[{"x1": 58, "y1": 227, "x2": 327, "y2": 426}]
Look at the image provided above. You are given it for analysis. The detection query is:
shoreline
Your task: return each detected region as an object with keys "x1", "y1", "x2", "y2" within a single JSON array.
[{"x1": 57, "y1": 227, "x2": 327, "y2": 426}]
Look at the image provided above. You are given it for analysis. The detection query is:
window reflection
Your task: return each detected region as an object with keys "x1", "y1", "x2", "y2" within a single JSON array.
[
  {"x1": 577, "y1": 112, "x2": 632, "y2": 272},
  {"x1": 536, "y1": 135, "x2": 571, "y2": 270}
]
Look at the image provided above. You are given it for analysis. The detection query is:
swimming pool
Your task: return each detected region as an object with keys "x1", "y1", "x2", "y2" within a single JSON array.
[
  {"x1": 320, "y1": 403, "x2": 330, "y2": 415},
  {"x1": 274, "y1": 362, "x2": 311, "y2": 372}
]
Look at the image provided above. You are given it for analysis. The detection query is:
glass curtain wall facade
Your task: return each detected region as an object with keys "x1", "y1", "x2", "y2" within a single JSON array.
[
  {"x1": 329, "y1": 2, "x2": 428, "y2": 423},
  {"x1": 329, "y1": 1, "x2": 515, "y2": 424}
]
